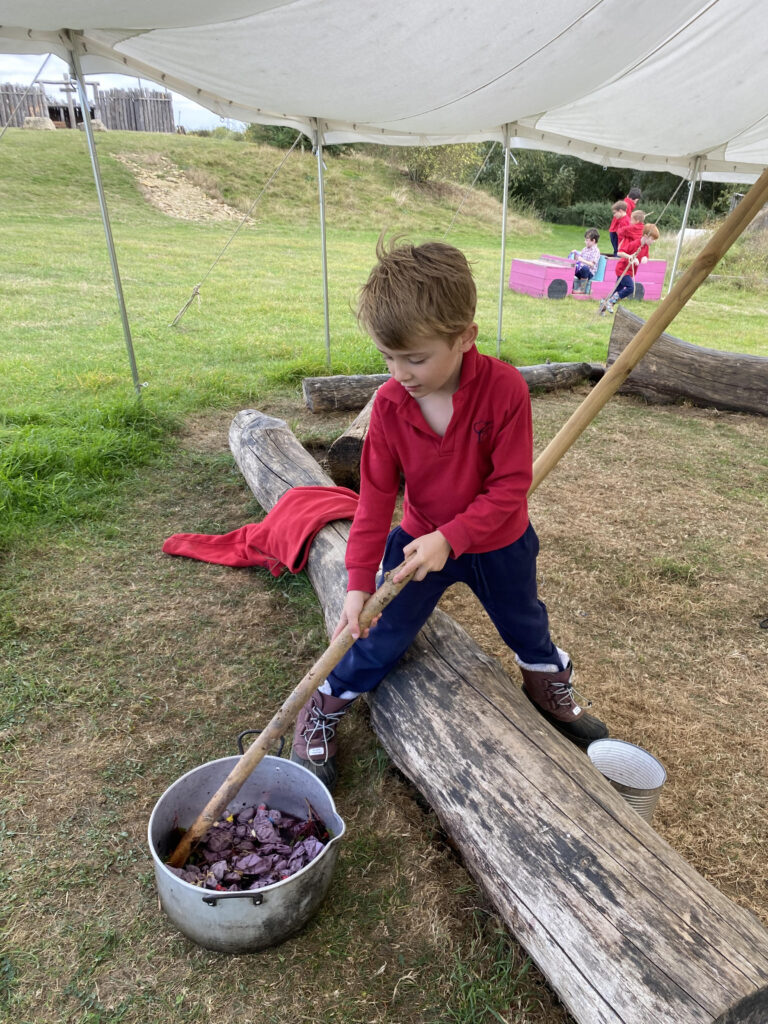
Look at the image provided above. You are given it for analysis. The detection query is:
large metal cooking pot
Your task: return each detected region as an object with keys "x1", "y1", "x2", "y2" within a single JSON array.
[{"x1": 148, "y1": 754, "x2": 345, "y2": 952}]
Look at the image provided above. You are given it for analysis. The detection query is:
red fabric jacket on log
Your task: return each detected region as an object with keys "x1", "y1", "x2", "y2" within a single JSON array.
[{"x1": 162, "y1": 485, "x2": 359, "y2": 572}]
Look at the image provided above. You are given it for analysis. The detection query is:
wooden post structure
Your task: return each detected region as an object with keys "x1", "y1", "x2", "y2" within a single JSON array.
[{"x1": 529, "y1": 166, "x2": 768, "y2": 495}]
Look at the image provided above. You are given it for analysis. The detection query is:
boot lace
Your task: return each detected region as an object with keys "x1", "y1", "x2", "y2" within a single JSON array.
[
  {"x1": 550, "y1": 679, "x2": 592, "y2": 711},
  {"x1": 303, "y1": 705, "x2": 346, "y2": 764}
]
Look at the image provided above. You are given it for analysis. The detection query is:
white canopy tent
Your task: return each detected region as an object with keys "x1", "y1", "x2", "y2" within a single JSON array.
[
  {"x1": 2, "y1": 0, "x2": 767, "y2": 390},
  {"x1": 2, "y1": 0, "x2": 768, "y2": 179}
]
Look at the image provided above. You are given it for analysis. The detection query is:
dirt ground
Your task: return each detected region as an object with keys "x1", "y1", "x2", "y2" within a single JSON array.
[
  {"x1": 232, "y1": 385, "x2": 768, "y2": 926},
  {"x1": 4, "y1": 385, "x2": 767, "y2": 1024},
  {"x1": 201, "y1": 386, "x2": 768, "y2": 910}
]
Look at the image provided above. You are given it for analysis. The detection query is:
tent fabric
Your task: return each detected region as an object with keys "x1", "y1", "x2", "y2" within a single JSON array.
[{"x1": 1, "y1": 0, "x2": 766, "y2": 181}]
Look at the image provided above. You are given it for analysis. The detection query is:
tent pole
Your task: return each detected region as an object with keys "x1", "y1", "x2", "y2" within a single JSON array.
[
  {"x1": 529, "y1": 163, "x2": 768, "y2": 495},
  {"x1": 666, "y1": 155, "x2": 702, "y2": 295},
  {"x1": 67, "y1": 39, "x2": 143, "y2": 398},
  {"x1": 496, "y1": 126, "x2": 511, "y2": 358},
  {"x1": 313, "y1": 120, "x2": 332, "y2": 369}
]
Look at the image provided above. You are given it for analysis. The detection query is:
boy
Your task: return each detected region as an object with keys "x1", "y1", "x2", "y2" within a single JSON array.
[
  {"x1": 599, "y1": 224, "x2": 660, "y2": 315},
  {"x1": 617, "y1": 209, "x2": 646, "y2": 252},
  {"x1": 569, "y1": 228, "x2": 601, "y2": 292},
  {"x1": 291, "y1": 239, "x2": 608, "y2": 791},
  {"x1": 608, "y1": 187, "x2": 642, "y2": 256},
  {"x1": 608, "y1": 200, "x2": 628, "y2": 256}
]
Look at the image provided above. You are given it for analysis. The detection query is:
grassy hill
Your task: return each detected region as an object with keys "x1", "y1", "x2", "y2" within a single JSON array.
[{"x1": 1, "y1": 127, "x2": 767, "y2": 550}]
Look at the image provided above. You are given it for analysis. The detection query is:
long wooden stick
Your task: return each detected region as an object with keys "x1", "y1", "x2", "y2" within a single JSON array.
[
  {"x1": 167, "y1": 561, "x2": 414, "y2": 868},
  {"x1": 529, "y1": 165, "x2": 768, "y2": 495},
  {"x1": 168, "y1": 170, "x2": 768, "y2": 867}
]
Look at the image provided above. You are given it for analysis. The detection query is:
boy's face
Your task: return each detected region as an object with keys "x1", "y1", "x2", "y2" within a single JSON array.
[
  {"x1": 584, "y1": 236, "x2": 597, "y2": 248},
  {"x1": 641, "y1": 233, "x2": 655, "y2": 247},
  {"x1": 373, "y1": 324, "x2": 478, "y2": 399}
]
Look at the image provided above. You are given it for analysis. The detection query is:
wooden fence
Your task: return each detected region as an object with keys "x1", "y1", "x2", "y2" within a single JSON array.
[
  {"x1": 0, "y1": 82, "x2": 175, "y2": 132},
  {"x1": 94, "y1": 87, "x2": 174, "y2": 132},
  {"x1": 0, "y1": 83, "x2": 50, "y2": 126}
]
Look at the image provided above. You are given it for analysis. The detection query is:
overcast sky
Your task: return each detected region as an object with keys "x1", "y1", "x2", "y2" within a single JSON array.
[{"x1": 0, "y1": 53, "x2": 244, "y2": 131}]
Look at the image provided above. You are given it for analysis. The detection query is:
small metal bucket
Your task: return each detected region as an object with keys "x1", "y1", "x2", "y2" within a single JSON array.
[
  {"x1": 587, "y1": 739, "x2": 666, "y2": 823},
  {"x1": 148, "y1": 754, "x2": 345, "y2": 952}
]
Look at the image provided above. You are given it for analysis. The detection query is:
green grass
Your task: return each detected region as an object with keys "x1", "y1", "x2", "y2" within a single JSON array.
[
  {"x1": 1, "y1": 127, "x2": 767, "y2": 553},
  {"x1": 1, "y1": 130, "x2": 767, "y2": 1022}
]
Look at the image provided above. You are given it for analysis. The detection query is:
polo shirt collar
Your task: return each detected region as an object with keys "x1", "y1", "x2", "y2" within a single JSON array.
[{"x1": 386, "y1": 342, "x2": 481, "y2": 409}]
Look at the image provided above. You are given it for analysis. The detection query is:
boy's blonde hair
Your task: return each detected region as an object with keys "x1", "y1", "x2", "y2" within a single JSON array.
[
  {"x1": 612, "y1": 200, "x2": 628, "y2": 214},
  {"x1": 357, "y1": 237, "x2": 476, "y2": 349},
  {"x1": 643, "y1": 223, "x2": 660, "y2": 240},
  {"x1": 630, "y1": 209, "x2": 646, "y2": 223}
]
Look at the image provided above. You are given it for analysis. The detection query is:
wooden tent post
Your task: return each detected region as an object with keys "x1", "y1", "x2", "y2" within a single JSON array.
[{"x1": 529, "y1": 165, "x2": 768, "y2": 496}]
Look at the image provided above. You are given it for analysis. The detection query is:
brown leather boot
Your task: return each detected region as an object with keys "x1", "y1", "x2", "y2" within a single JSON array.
[
  {"x1": 290, "y1": 689, "x2": 355, "y2": 792},
  {"x1": 519, "y1": 661, "x2": 608, "y2": 747}
]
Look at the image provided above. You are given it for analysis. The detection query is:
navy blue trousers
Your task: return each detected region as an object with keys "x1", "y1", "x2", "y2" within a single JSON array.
[
  {"x1": 615, "y1": 274, "x2": 635, "y2": 300},
  {"x1": 327, "y1": 523, "x2": 561, "y2": 696}
]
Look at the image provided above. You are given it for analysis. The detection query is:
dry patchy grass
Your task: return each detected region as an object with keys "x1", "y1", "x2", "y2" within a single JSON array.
[{"x1": 2, "y1": 389, "x2": 766, "y2": 1024}]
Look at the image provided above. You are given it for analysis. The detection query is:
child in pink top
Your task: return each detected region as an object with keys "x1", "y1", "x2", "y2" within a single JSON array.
[{"x1": 291, "y1": 238, "x2": 609, "y2": 790}]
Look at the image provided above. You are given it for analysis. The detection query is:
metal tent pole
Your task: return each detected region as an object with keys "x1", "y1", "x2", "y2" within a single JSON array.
[
  {"x1": 667, "y1": 155, "x2": 702, "y2": 295},
  {"x1": 68, "y1": 37, "x2": 143, "y2": 398},
  {"x1": 496, "y1": 127, "x2": 511, "y2": 357},
  {"x1": 313, "y1": 119, "x2": 332, "y2": 369}
]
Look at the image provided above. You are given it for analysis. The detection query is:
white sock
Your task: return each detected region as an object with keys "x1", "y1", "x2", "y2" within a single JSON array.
[
  {"x1": 516, "y1": 646, "x2": 570, "y2": 674},
  {"x1": 319, "y1": 679, "x2": 361, "y2": 700}
]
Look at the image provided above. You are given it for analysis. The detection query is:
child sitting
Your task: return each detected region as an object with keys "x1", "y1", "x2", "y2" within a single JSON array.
[
  {"x1": 599, "y1": 224, "x2": 660, "y2": 315},
  {"x1": 291, "y1": 237, "x2": 609, "y2": 791},
  {"x1": 569, "y1": 228, "x2": 601, "y2": 292}
]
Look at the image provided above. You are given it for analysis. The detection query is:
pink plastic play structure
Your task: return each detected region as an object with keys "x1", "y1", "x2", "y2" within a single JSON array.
[{"x1": 508, "y1": 254, "x2": 666, "y2": 302}]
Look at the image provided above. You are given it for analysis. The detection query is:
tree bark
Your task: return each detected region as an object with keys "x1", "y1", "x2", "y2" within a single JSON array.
[
  {"x1": 607, "y1": 307, "x2": 768, "y2": 415},
  {"x1": 302, "y1": 373, "x2": 390, "y2": 412},
  {"x1": 326, "y1": 391, "x2": 376, "y2": 490},
  {"x1": 229, "y1": 408, "x2": 768, "y2": 1024}
]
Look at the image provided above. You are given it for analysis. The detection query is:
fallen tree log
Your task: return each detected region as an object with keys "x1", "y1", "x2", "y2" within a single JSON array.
[
  {"x1": 302, "y1": 373, "x2": 390, "y2": 412},
  {"x1": 324, "y1": 362, "x2": 605, "y2": 488},
  {"x1": 326, "y1": 391, "x2": 377, "y2": 490},
  {"x1": 608, "y1": 307, "x2": 768, "y2": 415},
  {"x1": 229, "y1": 408, "x2": 768, "y2": 1024},
  {"x1": 304, "y1": 362, "x2": 604, "y2": 414}
]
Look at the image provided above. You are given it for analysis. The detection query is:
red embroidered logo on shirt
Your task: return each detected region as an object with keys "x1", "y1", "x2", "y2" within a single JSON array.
[{"x1": 473, "y1": 420, "x2": 492, "y2": 442}]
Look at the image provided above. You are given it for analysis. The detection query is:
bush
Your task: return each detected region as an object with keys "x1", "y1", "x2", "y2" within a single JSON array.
[
  {"x1": 401, "y1": 144, "x2": 483, "y2": 185},
  {"x1": 541, "y1": 200, "x2": 713, "y2": 230},
  {"x1": 190, "y1": 127, "x2": 244, "y2": 141}
]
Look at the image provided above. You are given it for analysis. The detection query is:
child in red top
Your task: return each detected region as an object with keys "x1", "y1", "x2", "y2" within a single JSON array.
[
  {"x1": 617, "y1": 209, "x2": 646, "y2": 252},
  {"x1": 608, "y1": 187, "x2": 642, "y2": 255},
  {"x1": 599, "y1": 224, "x2": 660, "y2": 315},
  {"x1": 291, "y1": 239, "x2": 608, "y2": 789}
]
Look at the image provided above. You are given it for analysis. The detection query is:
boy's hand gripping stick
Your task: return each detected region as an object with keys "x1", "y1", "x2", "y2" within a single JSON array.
[{"x1": 167, "y1": 560, "x2": 415, "y2": 868}]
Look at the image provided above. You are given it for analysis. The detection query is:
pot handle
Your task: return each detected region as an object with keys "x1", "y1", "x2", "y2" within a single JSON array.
[
  {"x1": 236, "y1": 729, "x2": 285, "y2": 757},
  {"x1": 202, "y1": 890, "x2": 264, "y2": 907}
]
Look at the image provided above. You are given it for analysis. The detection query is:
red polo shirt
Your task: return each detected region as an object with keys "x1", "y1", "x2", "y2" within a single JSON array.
[{"x1": 345, "y1": 344, "x2": 532, "y2": 593}]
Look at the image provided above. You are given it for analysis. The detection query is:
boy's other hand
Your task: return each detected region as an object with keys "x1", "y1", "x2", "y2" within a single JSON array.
[
  {"x1": 333, "y1": 590, "x2": 377, "y2": 641},
  {"x1": 394, "y1": 530, "x2": 451, "y2": 583}
]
